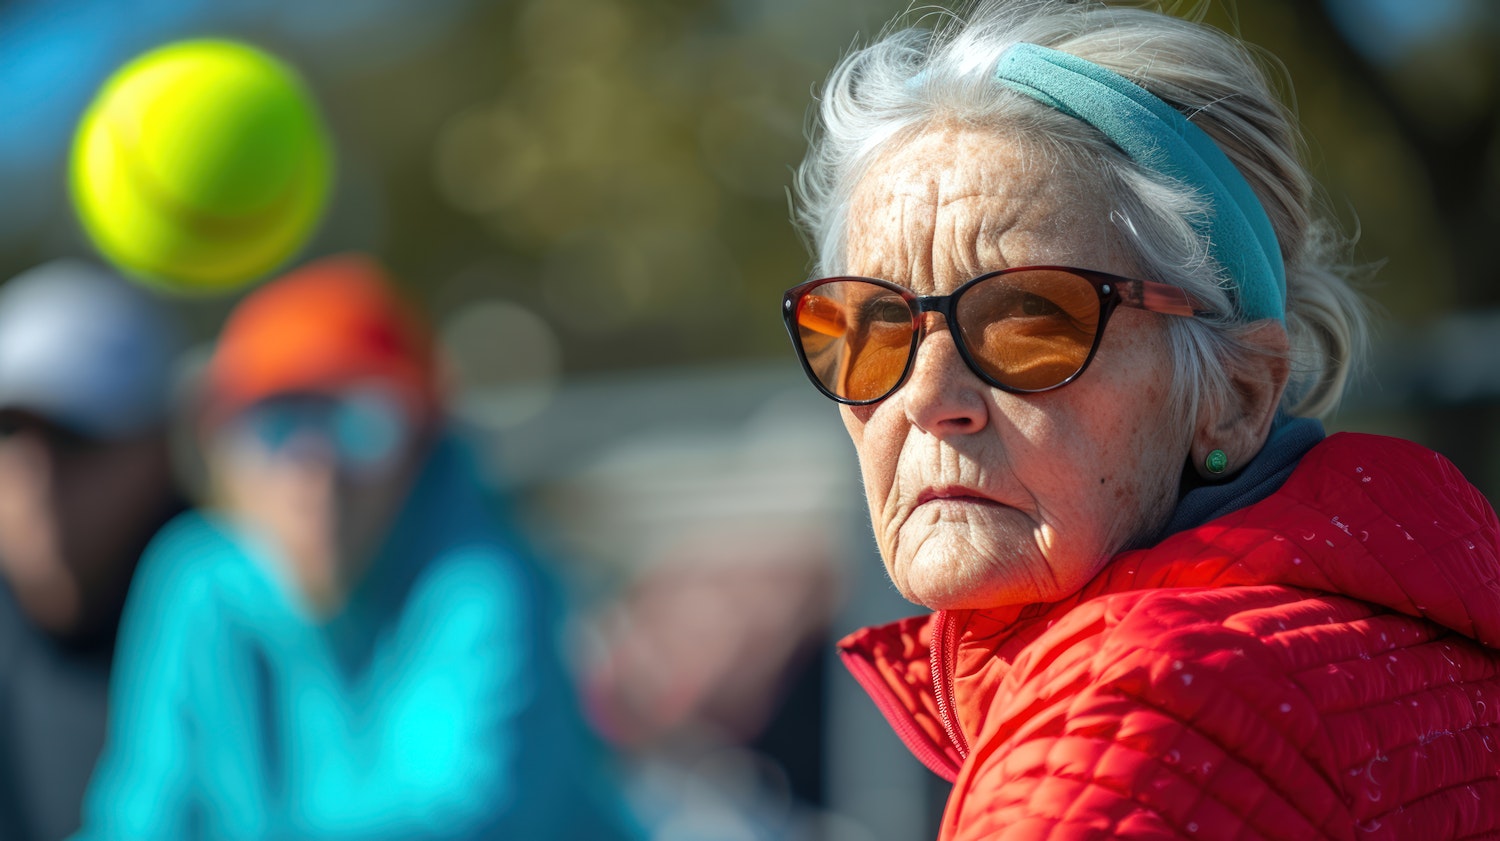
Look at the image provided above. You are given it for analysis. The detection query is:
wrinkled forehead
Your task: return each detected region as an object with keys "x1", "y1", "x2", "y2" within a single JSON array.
[{"x1": 842, "y1": 124, "x2": 1124, "y2": 293}]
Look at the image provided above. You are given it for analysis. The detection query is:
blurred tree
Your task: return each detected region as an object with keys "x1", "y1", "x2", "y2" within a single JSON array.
[{"x1": 351, "y1": 0, "x2": 915, "y2": 375}]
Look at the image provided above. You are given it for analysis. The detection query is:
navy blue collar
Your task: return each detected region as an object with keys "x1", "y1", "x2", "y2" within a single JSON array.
[{"x1": 1158, "y1": 414, "x2": 1325, "y2": 539}]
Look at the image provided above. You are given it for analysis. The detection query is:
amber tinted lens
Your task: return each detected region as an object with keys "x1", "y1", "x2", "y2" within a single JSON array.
[
  {"x1": 955, "y1": 270, "x2": 1102, "y2": 391},
  {"x1": 795, "y1": 280, "x2": 915, "y2": 402}
]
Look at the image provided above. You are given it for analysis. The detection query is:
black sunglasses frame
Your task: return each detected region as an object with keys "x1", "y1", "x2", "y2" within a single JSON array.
[{"x1": 782, "y1": 265, "x2": 1208, "y2": 406}]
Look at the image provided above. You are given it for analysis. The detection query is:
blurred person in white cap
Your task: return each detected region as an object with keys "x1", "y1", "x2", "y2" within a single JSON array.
[{"x1": 0, "y1": 259, "x2": 187, "y2": 841}]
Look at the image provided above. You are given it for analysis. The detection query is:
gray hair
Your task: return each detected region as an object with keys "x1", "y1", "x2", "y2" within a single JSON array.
[{"x1": 793, "y1": 0, "x2": 1368, "y2": 420}]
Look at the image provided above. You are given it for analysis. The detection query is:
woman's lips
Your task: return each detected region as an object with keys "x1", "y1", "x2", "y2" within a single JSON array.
[{"x1": 915, "y1": 486, "x2": 1005, "y2": 508}]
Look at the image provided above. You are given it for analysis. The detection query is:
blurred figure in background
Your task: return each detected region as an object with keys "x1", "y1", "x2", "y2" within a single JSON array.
[
  {"x1": 76, "y1": 254, "x2": 639, "y2": 840},
  {"x1": 0, "y1": 260, "x2": 186, "y2": 841}
]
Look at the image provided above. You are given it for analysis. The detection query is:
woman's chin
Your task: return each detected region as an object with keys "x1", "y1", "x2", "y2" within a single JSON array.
[
  {"x1": 888, "y1": 536, "x2": 1045, "y2": 610},
  {"x1": 887, "y1": 525, "x2": 1104, "y2": 610}
]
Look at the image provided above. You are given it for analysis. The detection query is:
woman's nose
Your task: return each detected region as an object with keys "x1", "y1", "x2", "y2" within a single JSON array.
[{"x1": 899, "y1": 315, "x2": 988, "y2": 436}]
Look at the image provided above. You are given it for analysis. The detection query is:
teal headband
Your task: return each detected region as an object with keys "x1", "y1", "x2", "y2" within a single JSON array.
[{"x1": 993, "y1": 43, "x2": 1286, "y2": 322}]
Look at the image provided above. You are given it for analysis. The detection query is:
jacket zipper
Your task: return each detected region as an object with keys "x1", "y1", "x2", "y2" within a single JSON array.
[{"x1": 931, "y1": 610, "x2": 970, "y2": 760}]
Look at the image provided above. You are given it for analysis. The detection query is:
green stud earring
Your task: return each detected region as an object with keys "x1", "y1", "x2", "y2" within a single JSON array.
[{"x1": 1205, "y1": 449, "x2": 1228, "y2": 475}]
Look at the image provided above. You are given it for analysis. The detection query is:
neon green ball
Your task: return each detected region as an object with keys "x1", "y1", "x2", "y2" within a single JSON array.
[{"x1": 71, "y1": 40, "x2": 333, "y2": 294}]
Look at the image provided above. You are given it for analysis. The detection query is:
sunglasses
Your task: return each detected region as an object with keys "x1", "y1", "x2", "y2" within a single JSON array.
[
  {"x1": 782, "y1": 266, "x2": 1209, "y2": 405},
  {"x1": 231, "y1": 389, "x2": 412, "y2": 473}
]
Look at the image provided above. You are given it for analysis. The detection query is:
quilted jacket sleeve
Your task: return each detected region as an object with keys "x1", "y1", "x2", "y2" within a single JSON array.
[{"x1": 940, "y1": 584, "x2": 1500, "y2": 840}]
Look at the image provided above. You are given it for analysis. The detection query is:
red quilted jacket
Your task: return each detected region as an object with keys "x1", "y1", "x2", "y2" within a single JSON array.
[{"x1": 840, "y1": 433, "x2": 1500, "y2": 839}]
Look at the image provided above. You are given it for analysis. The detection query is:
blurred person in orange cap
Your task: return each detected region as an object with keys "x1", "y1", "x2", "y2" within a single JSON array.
[
  {"x1": 0, "y1": 259, "x2": 187, "y2": 841},
  {"x1": 75, "y1": 254, "x2": 641, "y2": 841},
  {"x1": 199, "y1": 252, "x2": 443, "y2": 617}
]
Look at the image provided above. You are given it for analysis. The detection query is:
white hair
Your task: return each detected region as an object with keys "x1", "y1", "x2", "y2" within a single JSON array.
[{"x1": 793, "y1": 0, "x2": 1368, "y2": 419}]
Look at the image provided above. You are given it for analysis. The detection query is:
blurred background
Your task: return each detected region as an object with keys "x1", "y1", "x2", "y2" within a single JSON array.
[{"x1": 1, "y1": 0, "x2": 1497, "y2": 839}]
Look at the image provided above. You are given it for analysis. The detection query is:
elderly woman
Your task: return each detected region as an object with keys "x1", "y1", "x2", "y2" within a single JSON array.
[{"x1": 783, "y1": 1, "x2": 1500, "y2": 838}]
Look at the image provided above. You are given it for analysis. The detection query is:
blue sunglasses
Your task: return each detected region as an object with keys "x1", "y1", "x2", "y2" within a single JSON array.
[{"x1": 233, "y1": 389, "x2": 412, "y2": 472}]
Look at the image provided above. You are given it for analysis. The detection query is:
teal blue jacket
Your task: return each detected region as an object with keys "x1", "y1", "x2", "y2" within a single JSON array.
[{"x1": 75, "y1": 438, "x2": 638, "y2": 840}]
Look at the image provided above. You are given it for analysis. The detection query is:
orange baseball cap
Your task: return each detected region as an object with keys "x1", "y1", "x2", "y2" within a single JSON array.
[{"x1": 204, "y1": 253, "x2": 439, "y2": 423}]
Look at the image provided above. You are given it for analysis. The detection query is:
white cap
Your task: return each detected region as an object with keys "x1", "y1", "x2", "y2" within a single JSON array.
[{"x1": 0, "y1": 260, "x2": 183, "y2": 439}]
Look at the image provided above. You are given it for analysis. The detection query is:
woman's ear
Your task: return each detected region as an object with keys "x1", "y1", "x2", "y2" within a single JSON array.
[{"x1": 1190, "y1": 321, "x2": 1291, "y2": 479}]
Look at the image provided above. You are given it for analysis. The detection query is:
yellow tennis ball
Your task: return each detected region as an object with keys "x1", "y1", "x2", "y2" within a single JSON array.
[{"x1": 71, "y1": 40, "x2": 332, "y2": 294}]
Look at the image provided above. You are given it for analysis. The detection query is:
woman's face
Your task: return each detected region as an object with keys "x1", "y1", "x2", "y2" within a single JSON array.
[{"x1": 840, "y1": 124, "x2": 1191, "y2": 610}]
